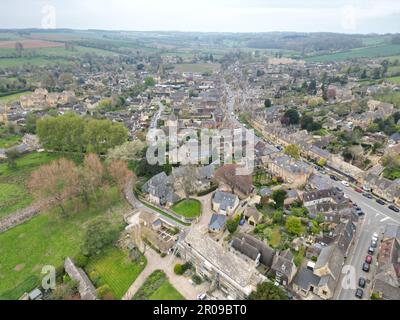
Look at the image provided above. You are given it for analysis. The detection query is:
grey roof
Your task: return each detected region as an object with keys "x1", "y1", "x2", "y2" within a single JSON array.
[
  {"x1": 293, "y1": 267, "x2": 321, "y2": 291},
  {"x1": 213, "y1": 191, "x2": 238, "y2": 211},
  {"x1": 208, "y1": 214, "x2": 226, "y2": 231},
  {"x1": 314, "y1": 245, "x2": 344, "y2": 281},
  {"x1": 384, "y1": 224, "x2": 400, "y2": 241},
  {"x1": 259, "y1": 187, "x2": 273, "y2": 197},
  {"x1": 232, "y1": 233, "x2": 274, "y2": 268},
  {"x1": 271, "y1": 249, "x2": 295, "y2": 277}
]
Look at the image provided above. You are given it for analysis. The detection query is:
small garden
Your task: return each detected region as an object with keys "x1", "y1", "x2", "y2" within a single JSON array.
[
  {"x1": 133, "y1": 270, "x2": 184, "y2": 300},
  {"x1": 171, "y1": 199, "x2": 202, "y2": 218},
  {"x1": 84, "y1": 247, "x2": 147, "y2": 300}
]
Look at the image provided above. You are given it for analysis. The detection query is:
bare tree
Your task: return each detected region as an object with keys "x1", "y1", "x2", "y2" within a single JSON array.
[
  {"x1": 173, "y1": 165, "x2": 198, "y2": 199},
  {"x1": 77, "y1": 153, "x2": 104, "y2": 205},
  {"x1": 107, "y1": 160, "x2": 135, "y2": 196},
  {"x1": 28, "y1": 158, "x2": 79, "y2": 216}
]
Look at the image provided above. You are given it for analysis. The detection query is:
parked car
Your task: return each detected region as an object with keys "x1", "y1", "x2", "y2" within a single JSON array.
[
  {"x1": 341, "y1": 180, "x2": 350, "y2": 187},
  {"x1": 372, "y1": 233, "x2": 379, "y2": 242},
  {"x1": 363, "y1": 193, "x2": 373, "y2": 199},
  {"x1": 365, "y1": 255, "x2": 373, "y2": 264},
  {"x1": 376, "y1": 199, "x2": 386, "y2": 205},
  {"x1": 388, "y1": 205, "x2": 400, "y2": 213},
  {"x1": 362, "y1": 262, "x2": 370, "y2": 272},
  {"x1": 355, "y1": 288, "x2": 364, "y2": 299},
  {"x1": 368, "y1": 247, "x2": 375, "y2": 255},
  {"x1": 371, "y1": 240, "x2": 378, "y2": 248},
  {"x1": 354, "y1": 188, "x2": 363, "y2": 193},
  {"x1": 358, "y1": 277, "x2": 366, "y2": 288},
  {"x1": 330, "y1": 175, "x2": 339, "y2": 181},
  {"x1": 197, "y1": 293, "x2": 207, "y2": 300}
]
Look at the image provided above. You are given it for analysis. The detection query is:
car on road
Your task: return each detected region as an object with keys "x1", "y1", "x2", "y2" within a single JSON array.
[
  {"x1": 363, "y1": 193, "x2": 373, "y2": 199},
  {"x1": 376, "y1": 199, "x2": 386, "y2": 205},
  {"x1": 365, "y1": 255, "x2": 373, "y2": 264},
  {"x1": 368, "y1": 246, "x2": 375, "y2": 255},
  {"x1": 354, "y1": 188, "x2": 363, "y2": 193},
  {"x1": 362, "y1": 262, "x2": 370, "y2": 272},
  {"x1": 197, "y1": 293, "x2": 207, "y2": 300},
  {"x1": 355, "y1": 288, "x2": 364, "y2": 299},
  {"x1": 358, "y1": 277, "x2": 366, "y2": 288},
  {"x1": 336, "y1": 186, "x2": 343, "y2": 192},
  {"x1": 357, "y1": 210, "x2": 365, "y2": 217},
  {"x1": 341, "y1": 180, "x2": 350, "y2": 187},
  {"x1": 388, "y1": 205, "x2": 400, "y2": 213},
  {"x1": 330, "y1": 175, "x2": 339, "y2": 181}
]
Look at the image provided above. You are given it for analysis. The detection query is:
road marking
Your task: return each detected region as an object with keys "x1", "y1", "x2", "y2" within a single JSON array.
[
  {"x1": 380, "y1": 217, "x2": 391, "y2": 222},
  {"x1": 375, "y1": 213, "x2": 380, "y2": 217}
]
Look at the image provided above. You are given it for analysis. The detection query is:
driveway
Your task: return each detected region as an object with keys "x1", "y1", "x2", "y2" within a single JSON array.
[{"x1": 123, "y1": 247, "x2": 208, "y2": 300}]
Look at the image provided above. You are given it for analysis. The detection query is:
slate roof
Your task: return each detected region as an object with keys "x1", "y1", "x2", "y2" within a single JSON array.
[
  {"x1": 208, "y1": 214, "x2": 227, "y2": 231},
  {"x1": 293, "y1": 267, "x2": 321, "y2": 291},
  {"x1": 213, "y1": 191, "x2": 238, "y2": 211},
  {"x1": 232, "y1": 233, "x2": 274, "y2": 268}
]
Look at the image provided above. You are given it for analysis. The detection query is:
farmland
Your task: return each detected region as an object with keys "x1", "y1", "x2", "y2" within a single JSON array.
[
  {"x1": 0, "y1": 91, "x2": 31, "y2": 104},
  {"x1": 0, "y1": 39, "x2": 64, "y2": 49},
  {"x1": 306, "y1": 44, "x2": 400, "y2": 62}
]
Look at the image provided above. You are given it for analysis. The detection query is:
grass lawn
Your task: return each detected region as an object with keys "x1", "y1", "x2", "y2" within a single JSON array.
[
  {"x1": 133, "y1": 270, "x2": 184, "y2": 300},
  {"x1": 0, "y1": 183, "x2": 33, "y2": 219},
  {"x1": 269, "y1": 227, "x2": 282, "y2": 249},
  {"x1": 85, "y1": 247, "x2": 147, "y2": 300},
  {"x1": 149, "y1": 280, "x2": 184, "y2": 300},
  {"x1": 171, "y1": 199, "x2": 201, "y2": 218},
  {"x1": 387, "y1": 76, "x2": 400, "y2": 84},
  {"x1": 0, "y1": 187, "x2": 124, "y2": 299},
  {"x1": 0, "y1": 91, "x2": 31, "y2": 104},
  {"x1": 0, "y1": 152, "x2": 59, "y2": 219},
  {"x1": 0, "y1": 133, "x2": 22, "y2": 148}
]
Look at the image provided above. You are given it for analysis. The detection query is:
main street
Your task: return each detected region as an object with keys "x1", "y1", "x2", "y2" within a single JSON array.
[{"x1": 223, "y1": 81, "x2": 400, "y2": 300}]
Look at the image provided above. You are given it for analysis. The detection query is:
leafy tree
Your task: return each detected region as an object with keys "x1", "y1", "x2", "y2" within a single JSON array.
[
  {"x1": 271, "y1": 189, "x2": 287, "y2": 209},
  {"x1": 285, "y1": 216, "x2": 304, "y2": 236},
  {"x1": 272, "y1": 210, "x2": 283, "y2": 224},
  {"x1": 317, "y1": 158, "x2": 327, "y2": 167},
  {"x1": 25, "y1": 112, "x2": 38, "y2": 134},
  {"x1": 249, "y1": 281, "x2": 288, "y2": 300},
  {"x1": 82, "y1": 218, "x2": 120, "y2": 256},
  {"x1": 144, "y1": 76, "x2": 156, "y2": 87},
  {"x1": 226, "y1": 215, "x2": 240, "y2": 234},
  {"x1": 84, "y1": 119, "x2": 128, "y2": 154},
  {"x1": 5, "y1": 149, "x2": 21, "y2": 169},
  {"x1": 264, "y1": 99, "x2": 272, "y2": 108},
  {"x1": 284, "y1": 144, "x2": 300, "y2": 160},
  {"x1": 281, "y1": 109, "x2": 300, "y2": 126}
]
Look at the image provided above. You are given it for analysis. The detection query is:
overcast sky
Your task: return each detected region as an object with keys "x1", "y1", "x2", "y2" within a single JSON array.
[{"x1": 1, "y1": 0, "x2": 400, "y2": 33}]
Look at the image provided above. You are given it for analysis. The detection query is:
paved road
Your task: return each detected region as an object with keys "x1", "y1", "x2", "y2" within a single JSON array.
[
  {"x1": 330, "y1": 178, "x2": 400, "y2": 300},
  {"x1": 222, "y1": 81, "x2": 400, "y2": 300},
  {"x1": 149, "y1": 101, "x2": 165, "y2": 130}
]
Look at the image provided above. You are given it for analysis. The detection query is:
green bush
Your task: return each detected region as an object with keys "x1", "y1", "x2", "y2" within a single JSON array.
[
  {"x1": 174, "y1": 264, "x2": 184, "y2": 275},
  {"x1": 74, "y1": 253, "x2": 89, "y2": 268},
  {"x1": 96, "y1": 284, "x2": 115, "y2": 300},
  {"x1": 191, "y1": 274, "x2": 203, "y2": 285}
]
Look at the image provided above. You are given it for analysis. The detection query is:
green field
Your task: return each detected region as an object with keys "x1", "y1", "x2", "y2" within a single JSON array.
[
  {"x1": 174, "y1": 63, "x2": 220, "y2": 74},
  {"x1": 0, "y1": 187, "x2": 123, "y2": 300},
  {"x1": 0, "y1": 45, "x2": 117, "y2": 68},
  {"x1": 0, "y1": 152, "x2": 59, "y2": 219},
  {"x1": 171, "y1": 199, "x2": 202, "y2": 218},
  {"x1": 133, "y1": 270, "x2": 184, "y2": 300},
  {"x1": 306, "y1": 44, "x2": 400, "y2": 62},
  {"x1": 86, "y1": 247, "x2": 147, "y2": 299},
  {"x1": 0, "y1": 133, "x2": 22, "y2": 148},
  {"x1": 387, "y1": 76, "x2": 400, "y2": 84},
  {"x1": 0, "y1": 91, "x2": 31, "y2": 104}
]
